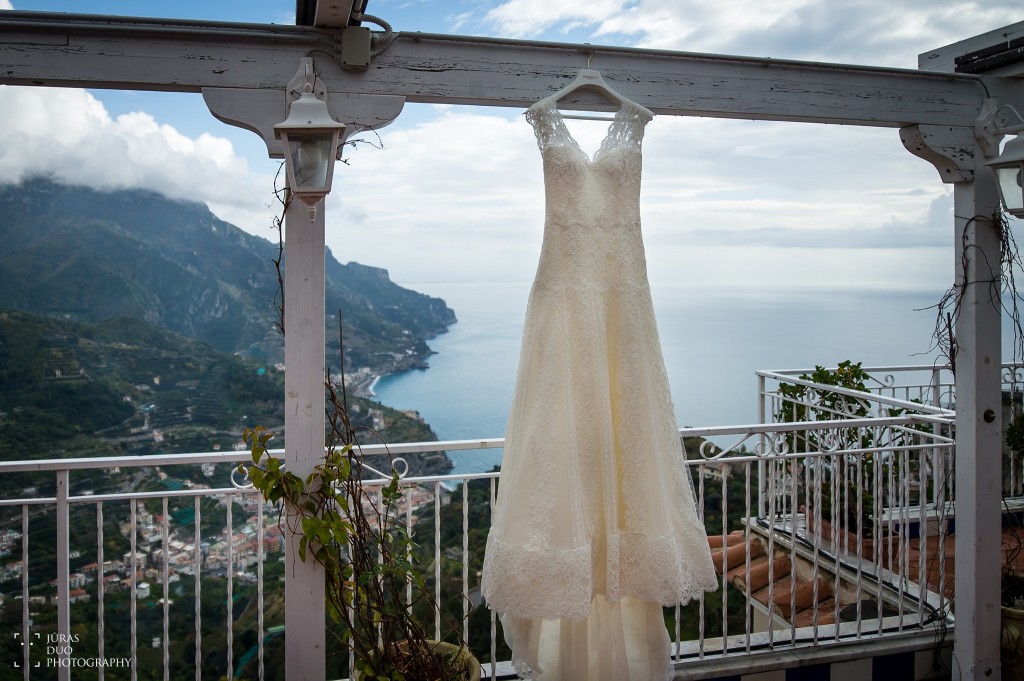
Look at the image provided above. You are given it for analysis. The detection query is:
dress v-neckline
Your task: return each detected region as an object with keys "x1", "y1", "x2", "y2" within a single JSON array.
[{"x1": 537, "y1": 97, "x2": 631, "y2": 164}]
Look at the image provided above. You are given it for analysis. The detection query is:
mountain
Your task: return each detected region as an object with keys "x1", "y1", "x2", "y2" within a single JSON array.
[{"x1": 0, "y1": 179, "x2": 456, "y2": 374}]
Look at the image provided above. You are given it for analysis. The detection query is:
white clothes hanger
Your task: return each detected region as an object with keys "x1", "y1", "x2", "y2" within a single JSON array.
[{"x1": 544, "y1": 68, "x2": 634, "y2": 122}]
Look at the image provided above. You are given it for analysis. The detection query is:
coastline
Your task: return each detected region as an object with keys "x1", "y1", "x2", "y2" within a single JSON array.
[
  {"x1": 349, "y1": 373, "x2": 382, "y2": 398},
  {"x1": 351, "y1": 344, "x2": 440, "y2": 399}
]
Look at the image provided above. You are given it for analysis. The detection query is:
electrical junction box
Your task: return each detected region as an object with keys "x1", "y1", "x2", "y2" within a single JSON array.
[{"x1": 341, "y1": 26, "x2": 371, "y2": 69}]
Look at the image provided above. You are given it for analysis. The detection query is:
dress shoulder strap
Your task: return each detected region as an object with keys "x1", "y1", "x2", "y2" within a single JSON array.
[
  {"x1": 597, "y1": 100, "x2": 653, "y2": 157},
  {"x1": 524, "y1": 97, "x2": 567, "y2": 153}
]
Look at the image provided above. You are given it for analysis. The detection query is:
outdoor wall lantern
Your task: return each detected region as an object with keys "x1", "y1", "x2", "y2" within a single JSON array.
[
  {"x1": 275, "y1": 83, "x2": 346, "y2": 222},
  {"x1": 979, "y1": 101, "x2": 1024, "y2": 219},
  {"x1": 989, "y1": 132, "x2": 1024, "y2": 218}
]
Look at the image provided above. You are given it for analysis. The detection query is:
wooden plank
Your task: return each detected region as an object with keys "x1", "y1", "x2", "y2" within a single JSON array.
[
  {"x1": 0, "y1": 11, "x2": 1014, "y2": 128},
  {"x1": 0, "y1": 15, "x2": 322, "y2": 93},
  {"x1": 283, "y1": 198, "x2": 327, "y2": 681},
  {"x1": 313, "y1": 0, "x2": 355, "y2": 29},
  {"x1": 362, "y1": 34, "x2": 993, "y2": 127}
]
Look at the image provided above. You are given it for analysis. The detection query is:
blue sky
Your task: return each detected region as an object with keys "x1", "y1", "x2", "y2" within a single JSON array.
[{"x1": 1, "y1": 0, "x2": 1022, "y2": 288}]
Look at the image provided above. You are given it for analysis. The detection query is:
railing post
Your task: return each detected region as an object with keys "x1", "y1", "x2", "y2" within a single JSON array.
[
  {"x1": 952, "y1": 166, "x2": 1003, "y2": 681},
  {"x1": 97, "y1": 501, "x2": 105, "y2": 681},
  {"x1": 757, "y1": 372, "x2": 767, "y2": 517},
  {"x1": 283, "y1": 191, "x2": 326, "y2": 681},
  {"x1": 21, "y1": 506, "x2": 29, "y2": 679},
  {"x1": 55, "y1": 469, "x2": 70, "y2": 680},
  {"x1": 929, "y1": 366, "x2": 943, "y2": 507}
]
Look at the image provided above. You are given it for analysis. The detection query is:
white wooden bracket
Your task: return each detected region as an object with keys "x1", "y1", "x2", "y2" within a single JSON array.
[
  {"x1": 900, "y1": 124, "x2": 976, "y2": 184},
  {"x1": 202, "y1": 57, "x2": 405, "y2": 159},
  {"x1": 204, "y1": 88, "x2": 404, "y2": 158},
  {"x1": 286, "y1": 57, "x2": 327, "y2": 108}
]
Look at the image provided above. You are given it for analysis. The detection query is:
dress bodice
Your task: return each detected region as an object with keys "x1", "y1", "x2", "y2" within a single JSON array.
[{"x1": 524, "y1": 98, "x2": 654, "y2": 291}]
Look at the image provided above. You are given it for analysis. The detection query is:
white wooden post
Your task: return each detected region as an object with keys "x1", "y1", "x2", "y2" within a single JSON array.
[
  {"x1": 283, "y1": 196, "x2": 326, "y2": 681},
  {"x1": 953, "y1": 164, "x2": 1003, "y2": 681},
  {"x1": 204, "y1": 79, "x2": 401, "y2": 679}
]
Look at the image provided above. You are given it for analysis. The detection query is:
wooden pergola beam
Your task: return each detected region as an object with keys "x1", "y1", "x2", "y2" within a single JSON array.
[{"x1": 1, "y1": 11, "x2": 1017, "y2": 128}]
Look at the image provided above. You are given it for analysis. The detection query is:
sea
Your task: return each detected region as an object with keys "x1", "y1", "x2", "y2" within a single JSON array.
[{"x1": 372, "y1": 281, "x2": 951, "y2": 476}]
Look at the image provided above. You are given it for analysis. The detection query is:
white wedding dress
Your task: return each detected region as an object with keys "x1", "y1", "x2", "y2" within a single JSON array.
[{"x1": 480, "y1": 94, "x2": 719, "y2": 680}]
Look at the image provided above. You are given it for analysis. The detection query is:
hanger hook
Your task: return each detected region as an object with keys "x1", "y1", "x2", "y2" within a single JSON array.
[{"x1": 584, "y1": 45, "x2": 594, "y2": 69}]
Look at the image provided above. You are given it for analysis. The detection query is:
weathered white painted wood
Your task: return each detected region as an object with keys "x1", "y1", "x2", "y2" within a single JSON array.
[
  {"x1": 0, "y1": 11, "x2": 1015, "y2": 128},
  {"x1": 952, "y1": 166, "x2": 1003, "y2": 681},
  {"x1": 283, "y1": 196, "x2": 326, "y2": 681},
  {"x1": 0, "y1": 12, "x2": 324, "y2": 96},
  {"x1": 203, "y1": 87, "x2": 405, "y2": 157},
  {"x1": 919, "y1": 19, "x2": 1024, "y2": 77},
  {"x1": 920, "y1": 37, "x2": 1018, "y2": 681},
  {"x1": 348, "y1": 33, "x2": 1010, "y2": 128},
  {"x1": 899, "y1": 124, "x2": 976, "y2": 183},
  {"x1": 314, "y1": 0, "x2": 355, "y2": 29}
]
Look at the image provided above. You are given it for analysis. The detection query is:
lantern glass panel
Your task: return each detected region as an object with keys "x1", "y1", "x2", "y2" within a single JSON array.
[
  {"x1": 286, "y1": 132, "x2": 333, "y2": 192},
  {"x1": 995, "y1": 163, "x2": 1024, "y2": 213}
]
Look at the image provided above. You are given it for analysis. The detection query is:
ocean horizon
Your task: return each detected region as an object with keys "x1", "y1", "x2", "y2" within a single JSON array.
[{"x1": 372, "y1": 281, "x2": 952, "y2": 476}]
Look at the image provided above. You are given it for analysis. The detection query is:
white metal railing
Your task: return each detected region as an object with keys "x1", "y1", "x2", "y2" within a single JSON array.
[
  {"x1": 759, "y1": 362, "x2": 1024, "y2": 498},
  {"x1": 0, "y1": 414, "x2": 955, "y2": 680},
  {"x1": 0, "y1": 450, "x2": 269, "y2": 681},
  {"x1": 688, "y1": 416, "x2": 954, "y2": 654},
  {"x1": 757, "y1": 364, "x2": 955, "y2": 420},
  {"x1": 754, "y1": 365, "x2": 959, "y2": 626},
  {"x1": 1003, "y1": 365, "x2": 1024, "y2": 496}
]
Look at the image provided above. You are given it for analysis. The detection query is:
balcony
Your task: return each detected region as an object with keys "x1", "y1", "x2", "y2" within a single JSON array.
[{"x1": 1, "y1": 363, "x2": 1009, "y2": 680}]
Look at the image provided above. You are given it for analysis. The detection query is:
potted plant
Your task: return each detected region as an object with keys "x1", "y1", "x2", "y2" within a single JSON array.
[
  {"x1": 241, "y1": 373, "x2": 479, "y2": 681},
  {"x1": 778, "y1": 361, "x2": 925, "y2": 560},
  {"x1": 777, "y1": 362, "x2": 878, "y2": 554}
]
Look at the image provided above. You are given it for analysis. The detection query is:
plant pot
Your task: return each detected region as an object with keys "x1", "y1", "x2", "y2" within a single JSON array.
[
  {"x1": 1004, "y1": 605, "x2": 1024, "y2": 681},
  {"x1": 354, "y1": 640, "x2": 481, "y2": 681}
]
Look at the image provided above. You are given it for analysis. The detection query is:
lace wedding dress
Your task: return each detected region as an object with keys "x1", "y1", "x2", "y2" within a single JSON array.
[{"x1": 480, "y1": 94, "x2": 719, "y2": 680}]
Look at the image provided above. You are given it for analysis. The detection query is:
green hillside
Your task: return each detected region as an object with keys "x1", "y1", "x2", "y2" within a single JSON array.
[
  {"x1": 0, "y1": 309, "x2": 450, "y2": 477},
  {"x1": 0, "y1": 179, "x2": 456, "y2": 374},
  {"x1": 0, "y1": 309, "x2": 276, "y2": 459}
]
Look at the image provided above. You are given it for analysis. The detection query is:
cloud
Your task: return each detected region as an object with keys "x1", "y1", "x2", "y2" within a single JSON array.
[
  {"x1": 0, "y1": 0, "x2": 982, "y2": 293},
  {"x1": 482, "y1": 0, "x2": 1021, "y2": 68},
  {"x1": 324, "y1": 104, "x2": 951, "y2": 292},
  {"x1": 681, "y1": 193, "x2": 953, "y2": 250},
  {"x1": 324, "y1": 108, "x2": 545, "y2": 282},
  {"x1": 485, "y1": 0, "x2": 628, "y2": 38},
  {"x1": 0, "y1": 85, "x2": 278, "y2": 235},
  {"x1": 0, "y1": 1, "x2": 13, "y2": 9}
]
